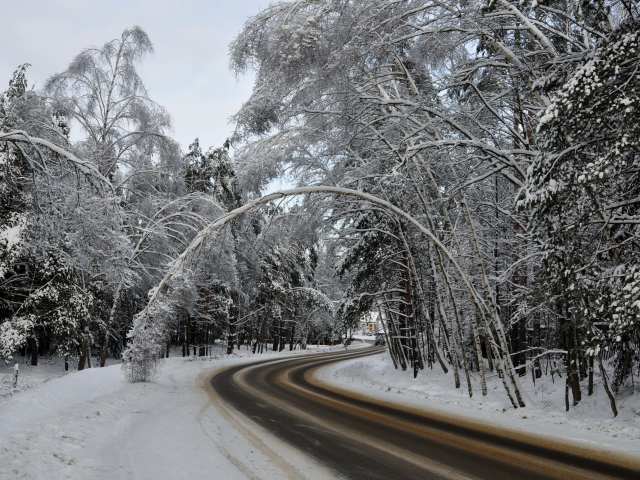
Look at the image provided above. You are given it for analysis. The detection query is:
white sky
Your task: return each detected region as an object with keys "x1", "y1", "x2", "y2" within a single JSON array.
[{"x1": 0, "y1": 0, "x2": 267, "y2": 152}]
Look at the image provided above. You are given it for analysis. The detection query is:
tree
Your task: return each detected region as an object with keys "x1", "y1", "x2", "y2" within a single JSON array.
[
  {"x1": 44, "y1": 26, "x2": 172, "y2": 179},
  {"x1": 521, "y1": 14, "x2": 640, "y2": 415},
  {"x1": 44, "y1": 26, "x2": 186, "y2": 367},
  {"x1": 0, "y1": 28, "x2": 192, "y2": 371},
  {"x1": 221, "y1": 0, "x2": 635, "y2": 411},
  {"x1": 0, "y1": 65, "x2": 107, "y2": 367}
]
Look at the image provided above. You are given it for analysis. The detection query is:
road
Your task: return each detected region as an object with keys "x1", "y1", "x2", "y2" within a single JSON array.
[{"x1": 210, "y1": 347, "x2": 640, "y2": 480}]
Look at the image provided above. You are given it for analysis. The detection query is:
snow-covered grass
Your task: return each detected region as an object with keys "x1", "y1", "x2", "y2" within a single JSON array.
[
  {"x1": 0, "y1": 356, "x2": 121, "y2": 399},
  {"x1": 0, "y1": 344, "x2": 343, "y2": 480},
  {"x1": 315, "y1": 350, "x2": 640, "y2": 456}
]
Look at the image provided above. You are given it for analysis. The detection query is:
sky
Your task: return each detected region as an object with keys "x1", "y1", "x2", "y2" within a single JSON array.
[{"x1": 0, "y1": 0, "x2": 268, "y2": 152}]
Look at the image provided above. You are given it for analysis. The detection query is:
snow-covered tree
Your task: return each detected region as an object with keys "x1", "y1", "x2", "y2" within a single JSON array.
[{"x1": 520, "y1": 12, "x2": 640, "y2": 414}]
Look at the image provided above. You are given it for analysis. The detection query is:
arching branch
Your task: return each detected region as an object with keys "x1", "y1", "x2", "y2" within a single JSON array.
[
  {"x1": 0, "y1": 130, "x2": 113, "y2": 193},
  {"x1": 127, "y1": 186, "x2": 489, "y2": 344}
]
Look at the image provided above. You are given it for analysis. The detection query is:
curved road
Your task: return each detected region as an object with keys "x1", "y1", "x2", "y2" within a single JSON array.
[{"x1": 210, "y1": 347, "x2": 640, "y2": 479}]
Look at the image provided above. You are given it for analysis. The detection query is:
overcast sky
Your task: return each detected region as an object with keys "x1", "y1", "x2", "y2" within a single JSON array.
[{"x1": 0, "y1": 0, "x2": 267, "y2": 152}]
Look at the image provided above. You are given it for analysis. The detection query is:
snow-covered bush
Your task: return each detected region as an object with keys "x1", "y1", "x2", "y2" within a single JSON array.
[{"x1": 122, "y1": 342, "x2": 162, "y2": 382}]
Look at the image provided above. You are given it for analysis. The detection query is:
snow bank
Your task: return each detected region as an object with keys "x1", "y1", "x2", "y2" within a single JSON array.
[
  {"x1": 0, "y1": 346, "x2": 348, "y2": 480},
  {"x1": 0, "y1": 364, "x2": 126, "y2": 440},
  {"x1": 316, "y1": 351, "x2": 640, "y2": 455}
]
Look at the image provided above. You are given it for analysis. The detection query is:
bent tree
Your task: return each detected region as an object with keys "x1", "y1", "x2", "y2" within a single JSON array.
[
  {"x1": 217, "y1": 0, "x2": 634, "y2": 416},
  {"x1": 3, "y1": 2, "x2": 637, "y2": 417},
  {"x1": 124, "y1": 186, "x2": 530, "y2": 408}
]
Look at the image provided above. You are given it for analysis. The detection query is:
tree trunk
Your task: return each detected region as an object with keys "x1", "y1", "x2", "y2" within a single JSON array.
[
  {"x1": 461, "y1": 197, "x2": 527, "y2": 407},
  {"x1": 518, "y1": 317, "x2": 527, "y2": 377},
  {"x1": 279, "y1": 316, "x2": 286, "y2": 352},
  {"x1": 577, "y1": 333, "x2": 587, "y2": 380},
  {"x1": 429, "y1": 255, "x2": 460, "y2": 388},
  {"x1": 272, "y1": 317, "x2": 279, "y2": 352},
  {"x1": 467, "y1": 301, "x2": 487, "y2": 395},
  {"x1": 378, "y1": 303, "x2": 398, "y2": 370},
  {"x1": 78, "y1": 324, "x2": 90, "y2": 371},
  {"x1": 227, "y1": 291, "x2": 238, "y2": 355},
  {"x1": 454, "y1": 312, "x2": 473, "y2": 398},
  {"x1": 384, "y1": 299, "x2": 408, "y2": 371},
  {"x1": 567, "y1": 321, "x2": 582, "y2": 405},
  {"x1": 99, "y1": 281, "x2": 123, "y2": 367},
  {"x1": 186, "y1": 318, "x2": 191, "y2": 357},
  {"x1": 401, "y1": 250, "x2": 420, "y2": 377},
  {"x1": 289, "y1": 321, "x2": 295, "y2": 351},
  {"x1": 483, "y1": 332, "x2": 494, "y2": 373},
  {"x1": 399, "y1": 233, "x2": 447, "y2": 374},
  {"x1": 533, "y1": 316, "x2": 542, "y2": 379},
  {"x1": 596, "y1": 351, "x2": 618, "y2": 417},
  {"x1": 27, "y1": 337, "x2": 38, "y2": 366},
  {"x1": 588, "y1": 354, "x2": 594, "y2": 396}
]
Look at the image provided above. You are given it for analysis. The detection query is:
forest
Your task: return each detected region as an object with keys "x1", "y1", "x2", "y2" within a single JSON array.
[{"x1": 1, "y1": 0, "x2": 639, "y2": 417}]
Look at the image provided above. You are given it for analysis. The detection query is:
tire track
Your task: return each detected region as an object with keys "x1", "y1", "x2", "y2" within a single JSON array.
[{"x1": 210, "y1": 347, "x2": 640, "y2": 480}]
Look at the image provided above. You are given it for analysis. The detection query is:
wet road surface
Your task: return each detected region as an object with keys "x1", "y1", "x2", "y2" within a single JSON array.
[{"x1": 210, "y1": 347, "x2": 640, "y2": 479}]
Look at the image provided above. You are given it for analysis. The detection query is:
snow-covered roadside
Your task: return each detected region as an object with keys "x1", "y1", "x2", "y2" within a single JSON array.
[
  {"x1": 314, "y1": 350, "x2": 640, "y2": 456},
  {"x1": 0, "y1": 346, "x2": 341, "y2": 480},
  {"x1": 0, "y1": 357, "x2": 122, "y2": 399}
]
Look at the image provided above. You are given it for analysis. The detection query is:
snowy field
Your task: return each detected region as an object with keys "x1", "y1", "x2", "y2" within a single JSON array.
[
  {"x1": 315, "y1": 351, "x2": 640, "y2": 457},
  {"x1": 0, "y1": 345, "x2": 342, "y2": 480}
]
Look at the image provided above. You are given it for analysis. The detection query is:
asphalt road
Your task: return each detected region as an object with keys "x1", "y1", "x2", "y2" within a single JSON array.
[{"x1": 210, "y1": 347, "x2": 640, "y2": 479}]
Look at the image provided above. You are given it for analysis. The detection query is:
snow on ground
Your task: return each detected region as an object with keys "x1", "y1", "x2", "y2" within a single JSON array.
[
  {"x1": 0, "y1": 345, "x2": 340, "y2": 480},
  {"x1": 0, "y1": 357, "x2": 121, "y2": 399},
  {"x1": 315, "y1": 350, "x2": 640, "y2": 456},
  {"x1": 7, "y1": 342, "x2": 635, "y2": 480}
]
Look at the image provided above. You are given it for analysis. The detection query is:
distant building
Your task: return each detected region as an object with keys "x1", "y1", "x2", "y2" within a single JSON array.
[{"x1": 359, "y1": 311, "x2": 381, "y2": 334}]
